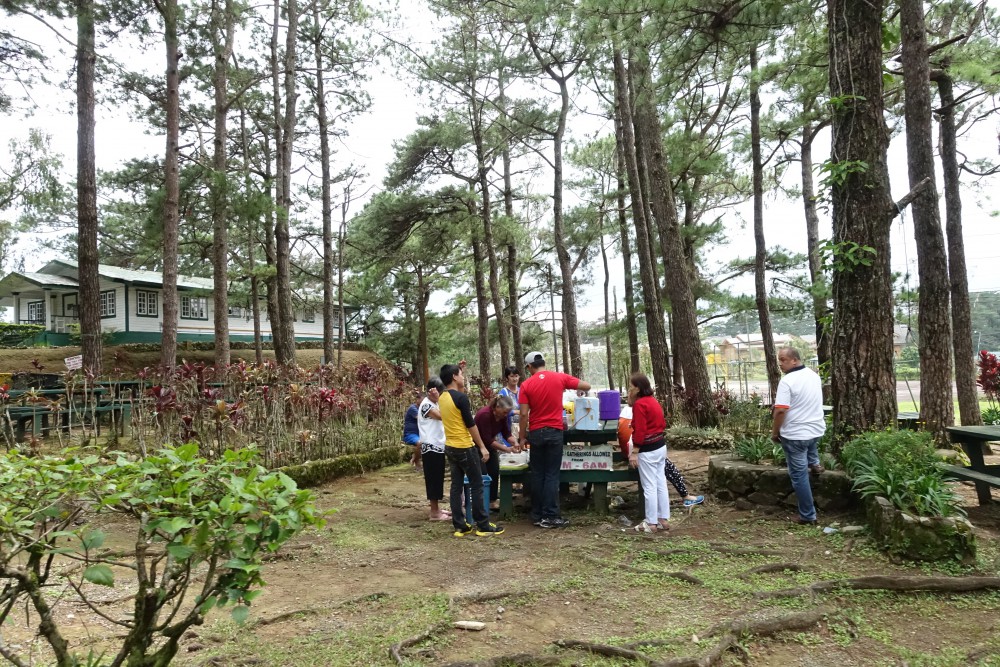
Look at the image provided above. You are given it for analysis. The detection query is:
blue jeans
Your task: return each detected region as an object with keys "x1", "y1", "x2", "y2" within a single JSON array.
[
  {"x1": 527, "y1": 427, "x2": 563, "y2": 521},
  {"x1": 780, "y1": 437, "x2": 819, "y2": 521},
  {"x1": 447, "y1": 446, "x2": 488, "y2": 530}
]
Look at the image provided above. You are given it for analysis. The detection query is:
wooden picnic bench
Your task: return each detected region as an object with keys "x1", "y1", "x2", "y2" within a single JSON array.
[
  {"x1": 497, "y1": 425, "x2": 641, "y2": 518},
  {"x1": 942, "y1": 425, "x2": 1000, "y2": 505}
]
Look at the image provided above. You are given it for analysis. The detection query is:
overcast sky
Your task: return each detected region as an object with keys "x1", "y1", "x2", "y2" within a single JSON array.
[{"x1": 2, "y1": 1, "x2": 999, "y2": 328}]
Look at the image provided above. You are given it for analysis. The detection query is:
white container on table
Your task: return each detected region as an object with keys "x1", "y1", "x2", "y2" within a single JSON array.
[{"x1": 571, "y1": 396, "x2": 599, "y2": 430}]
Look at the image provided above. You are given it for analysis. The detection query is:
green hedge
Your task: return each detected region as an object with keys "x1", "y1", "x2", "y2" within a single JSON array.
[
  {"x1": 279, "y1": 446, "x2": 407, "y2": 488},
  {"x1": 116, "y1": 340, "x2": 370, "y2": 353},
  {"x1": 0, "y1": 323, "x2": 45, "y2": 347}
]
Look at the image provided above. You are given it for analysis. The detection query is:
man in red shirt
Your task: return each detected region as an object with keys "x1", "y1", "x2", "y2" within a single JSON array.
[{"x1": 517, "y1": 351, "x2": 591, "y2": 528}]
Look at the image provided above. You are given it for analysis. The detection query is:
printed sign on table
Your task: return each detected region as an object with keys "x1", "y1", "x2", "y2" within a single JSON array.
[
  {"x1": 65, "y1": 355, "x2": 83, "y2": 371},
  {"x1": 561, "y1": 443, "x2": 613, "y2": 471}
]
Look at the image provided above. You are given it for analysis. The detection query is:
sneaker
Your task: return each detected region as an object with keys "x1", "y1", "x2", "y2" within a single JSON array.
[
  {"x1": 547, "y1": 517, "x2": 571, "y2": 528},
  {"x1": 453, "y1": 523, "x2": 475, "y2": 537},
  {"x1": 634, "y1": 520, "x2": 657, "y2": 533},
  {"x1": 683, "y1": 495, "x2": 705, "y2": 508},
  {"x1": 533, "y1": 518, "x2": 557, "y2": 529},
  {"x1": 476, "y1": 522, "x2": 505, "y2": 536},
  {"x1": 794, "y1": 518, "x2": 817, "y2": 526}
]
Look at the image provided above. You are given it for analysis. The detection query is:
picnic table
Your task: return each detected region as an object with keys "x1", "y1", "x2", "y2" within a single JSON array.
[
  {"x1": 2, "y1": 386, "x2": 129, "y2": 441},
  {"x1": 943, "y1": 425, "x2": 1000, "y2": 505},
  {"x1": 497, "y1": 425, "x2": 640, "y2": 519}
]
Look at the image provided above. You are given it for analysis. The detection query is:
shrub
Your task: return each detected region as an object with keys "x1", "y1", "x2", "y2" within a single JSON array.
[
  {"x1": 983, "y1": 406, "x2": 1000, "y2": 426},
  {"x1": 0, "y1": 444, "x2": 322, "y2": 666},
  {"x1": 732, "y1": 434, "x2": 771, "y2": 464},
  {"x1": 0, "y1": 322, "x2": 44, "y2": 347},
  {"x1": 717, "y1": 392, "x2": 771, "y2": 437},
  {"x1": 978, "y1": 350, "x2": 999, "y2": 412},
  {"x1": 841, "y1": 430, "x2": 963, "y2": 518}
]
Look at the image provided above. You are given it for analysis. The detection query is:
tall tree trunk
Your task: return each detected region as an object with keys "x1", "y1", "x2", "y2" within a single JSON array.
[
  {"x1": 266, "y1": 2, "x2": 282, "y2": 356},
  {"x1": 160, "y1": 0, "x2": 180, "y2": 371},
  {"x1": 274, "y1": 0, "x2": 299, "y2": 365},
  {"x1": 828, "y1": 0, "x2": 898, "y2": 448},
  {"x1": 475, "y1": 134, "x2": 510, "y2": 374},
  {"x1": 801, "y1": 120, "x2": 832, "y2": 372},
  {"x1": 338, "y1": 192, "x2": 347, "y2": 368},
  {"x1": 471, "y1": 230, "x2": 491, "y2": 386},
  {"x1": 933, "y1": 71, "x2": 980, "y2": 425},
  {"x1": 749, "y1": 48, "x2": 781, "y2": 399},
  {"x1": 600, "y1": 212, "x2": 614, "y2": 389},
  {"x1": 900, "y1": 0, "x2": 953, "y2": 442},
  {"x1": 614, "y1": 113, "x2": 640, "y2": 374},
  {"x1": 612, "y1": 47, "x2": 672, "y2": 409},
  {"x1": 528, "y1": 34, "x2": 582, "y2": 377},
  {"x1": 313, "y1": 0, "x2": 335, "y2": 367},
  {"x1": 546, "y1": 265, "x2": 560, "y2": 370},
  {"x1": 501, "y1": 78, "x2": 523, "y2": 370},
  {"x1": 77, "y1": 0, "x2": 100, "y2": 374},
  {"x1": 416, "y1": 266, "x2": 429, "y2": 385},
  {"x1": 210, "y1": 0, "x2": 235, "y2": 370},
  {"x1": 631, "y1": 53, "x2": 715, "y2": 425}
]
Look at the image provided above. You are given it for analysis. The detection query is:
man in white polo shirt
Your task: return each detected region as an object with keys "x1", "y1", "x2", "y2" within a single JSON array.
[{"x1": 771, "y1": 346, "x2": 825, "y2": 525}]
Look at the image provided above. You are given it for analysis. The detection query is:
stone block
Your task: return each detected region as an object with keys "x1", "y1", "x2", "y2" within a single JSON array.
[
  {"x1": 754, "y1": 469, "x2": 795, "y2": 496},
  {"x1": 747, "y1": 491, "x2": 783, "y2": 506},
  {"x1": 866, "y1": 495, "x2": 976, "y2": 563},
  {"x1": 734, "y1": 498, "x2": 755, "y2": 511}
]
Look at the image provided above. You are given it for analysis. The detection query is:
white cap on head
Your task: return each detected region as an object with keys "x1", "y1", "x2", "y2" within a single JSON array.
[{"x1": 524, "y1": 351, "x2": 545, "y2": 367}]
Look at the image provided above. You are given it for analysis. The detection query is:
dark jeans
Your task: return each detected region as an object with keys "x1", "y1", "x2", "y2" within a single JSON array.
[
  {"x1": 527, "y1": 427, "x2": 563, "y2": 521},
  {"x1": 447, "y1": 446, "x2": 488, "y2": 530},
  {"x1": 780, "y1": 436, "x2": 819, "y2": 522}
]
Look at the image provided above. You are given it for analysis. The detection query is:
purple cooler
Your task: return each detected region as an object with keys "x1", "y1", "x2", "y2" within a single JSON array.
[{"x1": 598, "y1": 390, "x2": 621, "y2": 421}]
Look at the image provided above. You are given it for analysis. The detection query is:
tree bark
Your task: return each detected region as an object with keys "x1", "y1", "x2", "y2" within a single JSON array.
[
  {"x1": 471, "y1": 230, "x2": 491, "y2": 386},
  {"x1": 210, "y1": 0, "x2": 235, "y2": 370},
  {"x1": 612, "y1": 48, "x2": 672, "y2": 410},
  {"x1": 934, "y1": 71, "x2": 981, "y2": 425},
  {"x1": 501, "y1": 77, "x2": 523, "y2": 371},
  {"x1": 600, "y1": 212, "x2": 614, "y2": 389},
  {"x1": 416, "y1": 266, "x2": 429, "y2": 386},
  {"x1": 749, "y1": 48, "x2": 781, "y2": 399},
  {"x1": 801, "y1": 120, "x2": 832, "y2": 372},
  {"x1": 77, "y1": 0, "x2": 101, "y2": 375},
  {"x1": 475, "y1": 128, "x2": 510, "y2": 374},
  {"x1": 314, "y1": 0, "x2": 335, "y2": 368},
  {"x1": 274, "y1": 0, "x2": 299, "y2": 365},
  {"x1": 900, "y1": 0, "x2": 954, "y2": 441},
  {"x1": 828, "y1": 0, "x2": 898, "y2": 448},
  {"x1": 338, "y1": 194, "x2": 347, "y2": 367},
  {"x1": 631, "y1": 53, "x2": 715, "y2": 425},
  {"x1": 160, "y1": 0, "x2": 180, "y2": 371},
  {"x1": 265, "y1": 1, "x2": 282, "y2": 357},
  {"x1": 614, "y1": 114, "x2": 641, "y2": 374},
  {"x1": 528, "y1": 34, "x2": 583, "y2": 377}
]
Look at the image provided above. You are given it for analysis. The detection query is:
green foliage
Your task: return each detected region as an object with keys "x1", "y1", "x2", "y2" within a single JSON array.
[
  {"x1": 718, "y1": 394, "x2": 772, "y2": 437},
  {"x1": 0, "y1": 444, "x2": 323, "y2": 666},
  {"x1": 732, "y1": 434, "x2": 771, "y2": 464},
  {"x1": 818, "y1": 239, "x2": 877, "y2": 273},
  {"x1": 0, "y1": 322, "x2": 44, "y2": 347},
  {"x1": 841, "y1": 431, "x2": 963, "y2": 518},
  {"x1": 982, "y1": 407, "x2": 1000, "y2": 426}
]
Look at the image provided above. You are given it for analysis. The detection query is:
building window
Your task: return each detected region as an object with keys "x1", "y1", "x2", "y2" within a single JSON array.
[
  {"x1": 228, "y1": 306, "x2": 243, "y2": 318},
  {"x1": 302, "y1": 308, "x2": 315, "y2": 323},
  {"x1": 136, "y1": 289, "x2": 158, "y2": 317},
  {"x1": 181, "y1": 295, "x2": 208, "y2": 320},
  {"x1": 100, "y1": 290, "x2": 116, "y2": 318},
  {"x1": 27, "y1": 301, "x2": 44, "y2": 323}
]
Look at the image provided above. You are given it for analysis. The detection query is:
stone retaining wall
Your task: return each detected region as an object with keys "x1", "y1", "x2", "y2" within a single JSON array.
[
  {"x1": 867, "y1": 496, "x2": 976, "y2": 563},
  {"x1": 707, "y1": 453, "x2": 855, "y2": 511}
]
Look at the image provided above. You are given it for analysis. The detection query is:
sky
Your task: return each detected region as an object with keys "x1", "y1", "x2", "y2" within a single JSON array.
[{"x1": 2, "y1": 1, "x2": 999, "y2": 330}]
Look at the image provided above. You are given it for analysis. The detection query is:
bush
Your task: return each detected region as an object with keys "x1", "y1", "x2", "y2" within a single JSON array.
[
  {"x1": 983, "y1": 407, "x2": 1000, "y2": 426},
  {"x1": 841, "y1": 430, "x2": 963, "y2": 518},
  {"x1": 732, "y1": 434, "x2": 771, "y2": 464},
  {"x1": 0, "y1": 323, "x2": 44, "y2": 347},
  {"x1": 0, "y1": 444, "x2": 322, "y2": 666},
  {"x1": 717, "y1": 392, "x2": 771, "y2": 437}
]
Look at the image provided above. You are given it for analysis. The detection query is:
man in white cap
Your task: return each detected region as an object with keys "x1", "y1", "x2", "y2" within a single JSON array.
[{"x1": 517, "y1": 351, "x2": 590, "y2": 528}]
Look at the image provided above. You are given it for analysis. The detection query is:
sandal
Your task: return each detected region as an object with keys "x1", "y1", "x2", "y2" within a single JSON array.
[{"x1": 634, "y1": 520, "x2": 657, "y2": 533}]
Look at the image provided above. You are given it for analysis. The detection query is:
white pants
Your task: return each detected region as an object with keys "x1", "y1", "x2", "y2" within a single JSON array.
[{"x1": 637, "y1": 446, "x2": 670, "y2": 524}]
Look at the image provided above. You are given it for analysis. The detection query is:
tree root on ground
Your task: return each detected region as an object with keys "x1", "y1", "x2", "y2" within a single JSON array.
[
  {"x1": 557, "y1": 606, "x2": 834, "y2": 667},
  {"x1": 754, "y1": 575, "x2": 1000, "y2": 600},
  {"x1": 389, "y1": 621, "x2": 453, "y2": 665},
  {"x1": 582, "y1": 554, "x2": 703, "y2": 585},
  {"x1": 738, "y1": 563, "x2": 805, "y2": 579},
  {"x1": 442, "y1": 655, "x2": 563, "y2": 667},
  {"x1": 653, "y1": 545, "x2": 785, "y2": 558}
]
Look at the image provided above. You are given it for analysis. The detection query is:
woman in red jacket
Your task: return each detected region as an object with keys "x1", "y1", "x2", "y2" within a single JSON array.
[{"x1": 627, "y1": 373, "x2": 670, "y2": 533}]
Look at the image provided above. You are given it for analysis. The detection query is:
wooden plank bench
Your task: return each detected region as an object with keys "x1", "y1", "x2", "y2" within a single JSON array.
[
  {"x1": 497, "y1": 466, "x2": 640, "y2": 519},
  {"x1": 946, "y1": 425, "x2": 1000, "y2": 505},
  {"x1": 5, "y1": 402, "x2": 131, "y2": 442}
]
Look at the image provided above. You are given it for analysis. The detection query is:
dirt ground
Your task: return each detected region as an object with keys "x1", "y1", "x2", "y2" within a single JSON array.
[{"x1": 4, "y1": 450, "x2": 1000, "y2": 667}]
